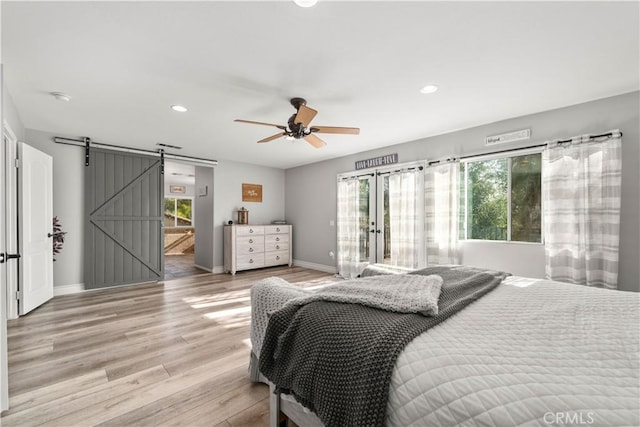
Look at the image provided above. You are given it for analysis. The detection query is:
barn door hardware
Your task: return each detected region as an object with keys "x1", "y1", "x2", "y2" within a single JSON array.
[
  {"x1": 53, "y1": 136, "x2": 218, "y2": 166},
  {"x1": 84, "y1": 137, "x2": 91, "y2": 166}
]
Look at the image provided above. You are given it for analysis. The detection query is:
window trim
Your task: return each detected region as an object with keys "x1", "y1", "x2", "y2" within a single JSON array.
[{"x1": 460, "y1": 147, "x2": 544, "y2": 244}]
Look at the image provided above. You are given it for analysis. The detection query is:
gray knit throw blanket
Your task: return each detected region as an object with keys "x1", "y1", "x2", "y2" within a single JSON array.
[
  {"x1": 284, "y1": 274, "x2": 443, "y2": 317},
  {"x1": 259, "y1": 265, "x2": 509, "y2": 427}
]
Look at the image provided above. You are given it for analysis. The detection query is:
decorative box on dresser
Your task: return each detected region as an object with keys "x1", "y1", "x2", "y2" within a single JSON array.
[{"x1": 223, "y1": 224, "x2": 292, "y2": 275}]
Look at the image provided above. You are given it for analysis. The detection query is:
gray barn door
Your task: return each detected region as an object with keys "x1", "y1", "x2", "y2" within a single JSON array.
[{"x1": 85, "y1": 149, "x2": 164, "y2": 289}]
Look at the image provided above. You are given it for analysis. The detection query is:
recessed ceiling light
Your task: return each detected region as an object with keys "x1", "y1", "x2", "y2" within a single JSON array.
[
  {"x1": 171, "y1": 105, "x2": 188, "y2": 112},
  {"x1": 420, "y1": 84, "x2": 439, "y2": 94},
  {"x1": 51, "y1": 92, "x2": 71, "y2": 102},
  {"x1": 294, "y1": 0, "x2": 318, "y2": 8}
]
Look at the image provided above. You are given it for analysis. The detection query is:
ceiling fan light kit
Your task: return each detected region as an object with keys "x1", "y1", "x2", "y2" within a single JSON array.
[{"x1": 235, "y1": 97, "x2": 359, "y2": 149}]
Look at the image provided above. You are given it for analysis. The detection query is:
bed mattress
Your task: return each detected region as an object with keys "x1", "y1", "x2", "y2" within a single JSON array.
[{"x1": 250, "y1": 275, "x2": 640, "y2": 426}]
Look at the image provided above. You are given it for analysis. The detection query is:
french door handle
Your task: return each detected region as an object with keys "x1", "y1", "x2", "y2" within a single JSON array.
[
  {"x1": 376, "y1": 230, "x2": 381, "y2": 234},
  {"x1": 0, "y1": 253, "x2": 21, "y2": 263},
  {"x1": 369, "y1": 229, "x2": 375, "y2": 234}
]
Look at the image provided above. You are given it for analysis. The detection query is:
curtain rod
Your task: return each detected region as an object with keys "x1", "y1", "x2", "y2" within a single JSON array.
[
  {"x1": 339, "y1": 172, "x2": 375, "y2": 181},
  {"x1": 53, "y1": 136, "x2": 218, "y2": 166},
  {"x1": 457, "y1": 131, "x2": 620, "y2": 162},
  {"x1": 376, "y1": 166, "x2": 423, "y2": 176}
]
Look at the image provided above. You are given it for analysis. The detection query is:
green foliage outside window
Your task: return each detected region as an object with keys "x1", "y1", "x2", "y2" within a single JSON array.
[
  {"x1": 460, "y1": 153, "x2": 541, "y2": 243},
  {"x1": 164, "y1": 197, "x2": 192, "y2": 227}
]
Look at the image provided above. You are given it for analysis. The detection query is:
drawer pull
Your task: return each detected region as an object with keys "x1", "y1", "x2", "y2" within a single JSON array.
[
  {"x1": 276, "y1": 245, "x2": 280, "y2": 250},
  {"x1": 249, "y1": 229, "x2": 254, "y2": 233},
  {"x1": 276, "y1": 227, "x2": 280, "y2": 232},
  {"x1": 276, "y1": 256, "x2": 280, "y2": 260},
  {"x1": 249, "y1": 248, "x2": 254, "y2": 252},
  {"x1": 276, "y1": 237, "x2": 280, "y2": 241},
  {"x1": 249, "y1": 259, "x2": 254, "y2": 264},
  {"x1": 249, "y1": 239, "x2": 253, "y2": 243}
]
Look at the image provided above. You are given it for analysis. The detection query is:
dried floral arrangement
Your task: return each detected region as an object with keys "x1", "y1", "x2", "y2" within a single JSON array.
[{"x1": 52, "y1": 216, "x2": 67, "y2": 261}]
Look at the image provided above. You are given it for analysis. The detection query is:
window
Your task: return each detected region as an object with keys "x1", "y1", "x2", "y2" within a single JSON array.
[
  {"x1": 164, "y1": 197, "x2": 193, "y2": 227},
  {"x1": 460, "y1": 152, "x2": 541, "y2": 243}
]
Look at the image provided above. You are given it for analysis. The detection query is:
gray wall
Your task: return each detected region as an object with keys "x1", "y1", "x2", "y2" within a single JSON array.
[
  {"x1": 3, "y1": 82, "x2": 23, "y2": 141},
  {"x1": 212, "y1": 159, "x2": 286, "y2": 270},
  {"x1": 194, "y1": 166, "x2": 214, "y2": 271},
  {"x1": 285, "y1": 91, "x2": 640, "y2": 292},
  {"x1": 23, "y1": 129, "x2": 286, "y2": 286}
]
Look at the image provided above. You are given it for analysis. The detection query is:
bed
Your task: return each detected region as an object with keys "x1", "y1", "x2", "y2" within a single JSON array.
[{"x1": 249, "y1": 266, "x2": 639, "y2": 427}]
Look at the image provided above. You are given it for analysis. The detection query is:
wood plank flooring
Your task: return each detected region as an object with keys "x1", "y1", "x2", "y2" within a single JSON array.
[{"x1": 1, "y1": 266, "x2": 341, "y2": 426}]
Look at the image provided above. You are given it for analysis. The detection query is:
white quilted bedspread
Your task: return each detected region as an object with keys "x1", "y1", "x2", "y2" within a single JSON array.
[
  {"x1": 386, "y1": 276, "x2": 640, "y2": 427},
  {"x1": 251, "y1": 276, "x2": 640, "y2": 426}
]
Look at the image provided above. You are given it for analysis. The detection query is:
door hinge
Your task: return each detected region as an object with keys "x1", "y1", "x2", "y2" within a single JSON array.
[
  {"x1": 15, "y1": 291, "x2": 20, "y2": 301},
  {"x1": 15, "y1": 158, "x2": 20, "y2": 168}
]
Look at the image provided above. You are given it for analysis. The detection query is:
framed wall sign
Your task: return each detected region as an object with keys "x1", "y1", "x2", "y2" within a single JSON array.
[
  {"x1": 355, "y1": 153, "x2": 398, "y2": 170},
  {"x1": 242, "y1": 183, "x2": 263, "y2": 202},
  {"x1": 169, "y1": 185, "x2": 186, "y2": 194}
]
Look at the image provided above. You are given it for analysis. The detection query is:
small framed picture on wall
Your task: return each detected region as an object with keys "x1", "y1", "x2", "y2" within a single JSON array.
[
  {"x1": 242, "y1": 183, "x2": 262, "y2": 202},
  {"x1": 170, "y1": 185, "x2": 186, "y2": 194}
]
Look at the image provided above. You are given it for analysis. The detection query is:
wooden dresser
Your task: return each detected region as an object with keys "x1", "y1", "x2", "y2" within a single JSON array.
[{"x1": 223, "y1": 224, "x2": 292, "y2": 275}]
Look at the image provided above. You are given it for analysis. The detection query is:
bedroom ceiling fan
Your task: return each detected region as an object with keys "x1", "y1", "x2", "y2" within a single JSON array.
[{"x1": 234, "y1": 97, "x2": 360, "y2": 148}]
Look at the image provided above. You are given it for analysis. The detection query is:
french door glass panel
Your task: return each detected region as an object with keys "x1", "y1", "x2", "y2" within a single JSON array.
[{"x1": 358, "y1": 174, "x2": 402, "y2": 266}]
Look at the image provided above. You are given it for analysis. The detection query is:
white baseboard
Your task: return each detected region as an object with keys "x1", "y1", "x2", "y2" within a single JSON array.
[
  {"x1": 54, "y1": 280, "x2": 162, "y2": 296},
  {"x1": 53, "y1": 283, "x2": 85, "y2": 296},
  {"x1": 292, "y1": 259, "x2": 337, "y2": 274},
  {"x1": 194, "y1": 264, "x2": 213, "y2": 273}
]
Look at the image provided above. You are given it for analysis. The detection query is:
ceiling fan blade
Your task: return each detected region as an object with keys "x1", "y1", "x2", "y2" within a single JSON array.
[
  {"x1": 235, "y1": 119, "x2": 287, "y2": 130},
  {"x1": 294, "y1": 104, "x2": 318, "y2": 127},
  {"x1": 304, "y1": 133, "x2": 326, "y2": 148},
  {"x1": 258, "y1": 133, "x2": 286, "y2": 143},
  {"x1": 310, "y1": 126, "x2": 360, "y2": 135}
]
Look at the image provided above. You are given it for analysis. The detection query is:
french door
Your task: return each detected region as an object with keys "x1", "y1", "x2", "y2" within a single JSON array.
[{"x1": 337, "y1": 164, "x2": 424, "y2": 277}]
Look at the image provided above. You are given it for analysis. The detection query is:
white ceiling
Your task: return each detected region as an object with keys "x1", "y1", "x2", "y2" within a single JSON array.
[{"x1": 2, "y1": 1, "x2": 638, "y2": 169}]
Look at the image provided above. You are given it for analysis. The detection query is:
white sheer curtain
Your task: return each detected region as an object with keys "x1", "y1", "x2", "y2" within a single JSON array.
[
  {"x1": 542, "y1": 130, "x2": 622, "y2": 289},
  {"x1": 388, "y1": 169, "x2": 423, "y2": 269},
  {"x1": 337, "y1": 178, "x2": 361, "y2": 278},
  {"x1": 424, "y1": 161, "x2": 460, "y2": 265}
]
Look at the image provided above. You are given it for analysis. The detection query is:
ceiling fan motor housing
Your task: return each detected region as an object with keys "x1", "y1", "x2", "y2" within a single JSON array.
[{"x1": 288, "y1": 114, "x2": 307, "y2": 139}]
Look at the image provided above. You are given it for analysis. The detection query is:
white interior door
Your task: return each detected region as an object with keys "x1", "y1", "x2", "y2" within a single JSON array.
[
  {"x1": 1, "y1": 127, "x2": 10, "y2": 411},
  {"x1": 18, "y1": 143, "x2": 53, "y2": 315}
]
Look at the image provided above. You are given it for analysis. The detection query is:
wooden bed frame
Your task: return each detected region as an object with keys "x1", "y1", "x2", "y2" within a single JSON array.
[{"x1": 269, "y1": 384, "x2": 323, "y2": 427}]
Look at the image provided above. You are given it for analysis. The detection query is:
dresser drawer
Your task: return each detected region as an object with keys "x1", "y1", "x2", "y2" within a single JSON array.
[
  {"x1": 237, "y1": 253, "x2": 265, "y2": 269},
  {"x1": 265, "y1": 234, "x2": 289, "y2": 245},
  {"x1": 264, "y1": 225, "x2": 288, "y2": 235},
  {"x1": 236, "y1": 226, "x2": 265, "y2": 236},
  {"x1": 237, "y1": 236, "x2": 265, "y2": 252},
  {"x1": 236, "y1": 243, "x2": 264, "y2": 255},
  {"x1": 265, "y1": 241, "x2": 289, "y2": 252},
  {"x1": 265, "y1": 250, "x2": 289, "y2": 266}
]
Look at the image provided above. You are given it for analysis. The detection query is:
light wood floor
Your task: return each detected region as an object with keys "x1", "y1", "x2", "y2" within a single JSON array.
[{"x1": 1, "y1": 266, "x2": 341, "y2": 426}]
